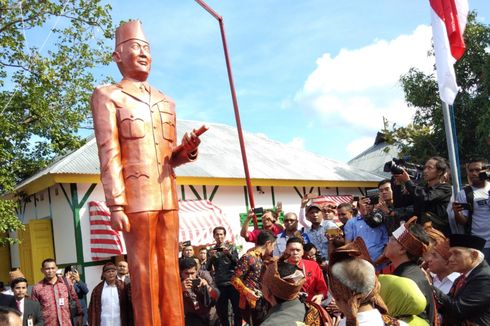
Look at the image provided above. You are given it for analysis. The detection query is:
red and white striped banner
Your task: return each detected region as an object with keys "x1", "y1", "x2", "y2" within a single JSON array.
[
  {"x1": 178, "y1": 200, "x2": 236, "y2": 246},
  {"x1": 89, "y1": 201, "x2": 127, "y2": 261},
  {"x1": 88, "y1": 200, "x2": 234, "y2": 260},
  {"x1": 311, "y1": 195, "x2": 353, "y2": 207}
]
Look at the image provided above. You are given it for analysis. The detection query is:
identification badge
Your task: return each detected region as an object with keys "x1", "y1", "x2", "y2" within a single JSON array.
[
  {"x1": 59, "y1": 298, "x2": 65, "y2": 306},
  {"x1": 28, "y1": 318, "x2": 33, "y2": 326}
]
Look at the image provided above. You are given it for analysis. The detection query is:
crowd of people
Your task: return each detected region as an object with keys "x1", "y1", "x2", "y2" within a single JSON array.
[
  {"x1": 1, "y1": 156, "x2": 489, "y2": 326},
  {"x1": 179, "y1": 156, "x2": 490, "y2": 325},
  {"x1": 0, "y1": 260, "x2": 132, "y2": 326}
]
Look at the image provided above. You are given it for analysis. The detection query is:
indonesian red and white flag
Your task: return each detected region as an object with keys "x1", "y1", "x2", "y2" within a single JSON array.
[{"x1": 429, "y1": 0, "x2": 469, "y2": 105}]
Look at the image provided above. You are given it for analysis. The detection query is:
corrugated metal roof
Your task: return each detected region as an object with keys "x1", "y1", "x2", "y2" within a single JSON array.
[
  {"x1": 15, "y1": 120, "x2": 382, "y2": 190},
  {"x1": 347, "y1": 140, "x2": 400, "y2": 178}
]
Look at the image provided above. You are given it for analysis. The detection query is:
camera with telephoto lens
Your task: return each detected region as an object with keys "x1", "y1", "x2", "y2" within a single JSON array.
[{"x1": 384, "y1": 158, "x2": 423, "y2": 181}]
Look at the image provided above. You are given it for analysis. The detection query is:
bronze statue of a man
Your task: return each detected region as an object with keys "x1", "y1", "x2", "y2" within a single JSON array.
[{"x1": 91, "y1": 20, "x2": 202, "y2": 325}]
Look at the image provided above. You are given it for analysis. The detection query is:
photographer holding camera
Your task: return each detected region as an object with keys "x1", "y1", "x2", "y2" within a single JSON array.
[
  {"x1": 391, "y1": 156, "x2": 452, "y2": 235},
  {"x1": 206, "y1": 226, "x2": 242, "y2": 326},
  {"x1": 344, "y1": 196, "x2": 388, "y2": 265},
  {"x1": 453, "y1": 158, "x2": 490, "y2": 264},
  {"x1": 180, "y1": 257, "x2": 219, "y2": 326}
]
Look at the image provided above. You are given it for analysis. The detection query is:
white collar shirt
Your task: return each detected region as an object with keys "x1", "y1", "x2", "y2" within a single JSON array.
[
  {"x1": 431, "y1": 272, "x2": 460, "y2": 294},
  {"x1": 101, "y1": 282, "x2": 121, "y2": 326},
  {"x1": 16, "y1": 298, "x2": 24, "y2": 318}
]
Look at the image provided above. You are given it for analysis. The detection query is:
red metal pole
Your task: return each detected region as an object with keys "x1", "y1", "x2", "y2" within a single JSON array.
[{"x1": 195, "y1": 0, "x2": 257, "y2": 228}]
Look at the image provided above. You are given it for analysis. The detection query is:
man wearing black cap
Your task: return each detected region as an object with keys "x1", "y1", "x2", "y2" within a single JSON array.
[
  {"x1": 88, "y1": 262, "x2": 132, "y2": 326},
  {"x1": 434, "y1": 234, "x2": 490, "y2": 325}
]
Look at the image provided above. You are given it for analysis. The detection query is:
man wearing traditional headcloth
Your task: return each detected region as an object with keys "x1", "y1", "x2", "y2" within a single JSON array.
[
  {"x1": 91, "y1": 20, "x2": 203, "y2": 325},
  {"x1": 434, "y1": 234, "x2": 490, "y2": 326},
  {"x1": 328, "y1": 238, "x2": 405, "y2": 326},
  {"x1": 382, "y1": 217, "x2": 435, "y2": 325},
  {"x1": 424, "y1": 227, "x2": 460, "y2": 294},
  {"x1": 261, "y1": 258, "x2": 331, "y2": 326}
]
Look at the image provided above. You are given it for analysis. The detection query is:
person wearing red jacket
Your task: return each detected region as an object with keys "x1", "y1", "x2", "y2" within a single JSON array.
[{"x1": 283, "y1": 237, "x2": 328, "y2": 304}]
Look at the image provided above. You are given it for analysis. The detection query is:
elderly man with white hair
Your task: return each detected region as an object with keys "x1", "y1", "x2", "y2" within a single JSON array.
[
  {"x1": 328, "y1": 238, "x2": 406, "y2": 326},
  {"x1": 434, "y1": 234, "x2": 490, "y2": 325}
]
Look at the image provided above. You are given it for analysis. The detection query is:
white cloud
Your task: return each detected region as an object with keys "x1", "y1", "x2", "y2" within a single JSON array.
[
  {"x1": 295, "y1": 24, "x2": 435, "y2": 133},
  {"x1": 346, "y1": 137, "x2": 376, "y2": 157},
  {"x1": 287, "y1": 137, "x2": 305, "y2": 150}
]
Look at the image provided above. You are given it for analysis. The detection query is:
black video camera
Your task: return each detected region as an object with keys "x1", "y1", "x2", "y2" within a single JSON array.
[{"x1": 384, "y1": 158, "x2": 423, "y2": 181}]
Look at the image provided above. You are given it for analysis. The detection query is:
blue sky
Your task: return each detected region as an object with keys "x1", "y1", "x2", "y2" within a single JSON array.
[{"x1": 82, "y1": 1, "x2": 490, "y2": 162}]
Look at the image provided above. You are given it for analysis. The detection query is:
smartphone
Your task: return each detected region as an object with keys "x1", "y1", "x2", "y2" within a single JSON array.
[
  {"x1": 353, "y1": 196, "x2": 360, "y2": 202},
  {"x1": 182, "y1": 240, "x2": 191, "y2": 247},
  {"x1": 191, "y1": 278, "x2": 201, "y2": 288},
  {"x1": 456, "y1": 202, "x2": 472, "y2": 210},
  {"x1": 276, "y1": 201, "x2": 282, "y2": 211},
  {"x1": 253, "y1": 207, "x2": 264, "y2": 214}
]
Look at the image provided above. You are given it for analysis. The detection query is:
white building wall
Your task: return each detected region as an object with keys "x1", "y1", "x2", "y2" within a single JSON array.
[
  {"x1": 34, "y1": 189, "x2": 51, "y2": 219},
  {"x1": 79, "y1": 183, "x2": 106, "y2": 264},
  {"x1": 51, "y1": 184, "x2": 77, "y2": 264}
]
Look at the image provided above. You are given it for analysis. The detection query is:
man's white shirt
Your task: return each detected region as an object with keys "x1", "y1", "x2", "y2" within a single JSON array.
[{"x1": 101, "y1": 282, "x2": 121, "y2": 326}]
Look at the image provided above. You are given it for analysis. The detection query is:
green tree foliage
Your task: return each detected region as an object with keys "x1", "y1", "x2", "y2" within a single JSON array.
[
  {"x1": 385, "y1": 11, "x2": 490, "y2": 164},
  {"x1": 0, "y1": 0, "x2": 113, "y2": 244}
]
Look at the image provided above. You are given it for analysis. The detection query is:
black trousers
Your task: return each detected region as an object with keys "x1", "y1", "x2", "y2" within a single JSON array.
[{"x1": 216, "y1": 284, "x2": 242, "y2": 326}]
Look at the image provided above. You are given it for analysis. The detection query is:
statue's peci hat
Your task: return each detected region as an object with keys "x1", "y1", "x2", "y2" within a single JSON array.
[{"x1": 115, "y1": 20, "x2": 148, "y2": 48}]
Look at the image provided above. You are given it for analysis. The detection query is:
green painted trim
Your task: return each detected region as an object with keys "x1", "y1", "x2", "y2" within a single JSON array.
[
  {"x1": 79, "y1": 184, "x2": 97, "y2": 208},
  {"x1": 293, "y1": 187, "x2": 303, "y2": 198},
  {"x1": 33, "y1": 194, "x2": 38, "y2": 219},
  {"x1": 60, "y1": 184, "x2": 73, "y2": 210},
  {"x1": 270, "y1": 186, "x2": 275, "y2": 206},
  {"x1": 48, "y1": 187, "x2": 53, "y2": 218},
  {"x1": 202, "y1": 185, "x2": 207, "y2": 200},
  {"x1": 317, "y1": 187, "x2": 321, "y2": 196},
  {"x1": 308, "y1": 187, "x2": 314, "y2": 194},
  {"x1": 181, "y1": 185, "x2": 186, "y2": 200},
  {"x1": 302, "y1": 187, "x2": 306, "y2": 196},
  {"x1": 189, "y1": 185, "x2": 202, "y2": 200},
  {"x1": 336, "y1": 187, "x2": 339, "y2": 195},
  {"x1": 70, "y1": 184, "x2": 84, "y2": 281},
  {"x1": 22, "y1": 200, "x2": 27, "y2": 219},
  {"x1": 209, "y1": 186, "x2": 219, "y2": 202},
  {"x1": 358, "y1": 187, "x2": 365, "y2": 196}
]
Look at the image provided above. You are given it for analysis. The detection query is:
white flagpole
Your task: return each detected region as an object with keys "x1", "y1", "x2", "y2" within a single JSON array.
[{"x1": 441, "y1": 101, "x2": 461, "y2": 194}]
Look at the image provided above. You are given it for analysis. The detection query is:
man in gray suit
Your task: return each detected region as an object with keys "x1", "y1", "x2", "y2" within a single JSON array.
[{"x1": 11, "y1": 278, "x2": 43, "y2": 326}]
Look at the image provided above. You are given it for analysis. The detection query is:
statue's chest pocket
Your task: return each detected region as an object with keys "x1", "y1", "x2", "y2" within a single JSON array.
[
  {"x1": 159, "y1": 109, "x2": 175, "y2": 142},
  {"x1": 118, "y1": 110, "x2": 146, "y2": 139}
]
